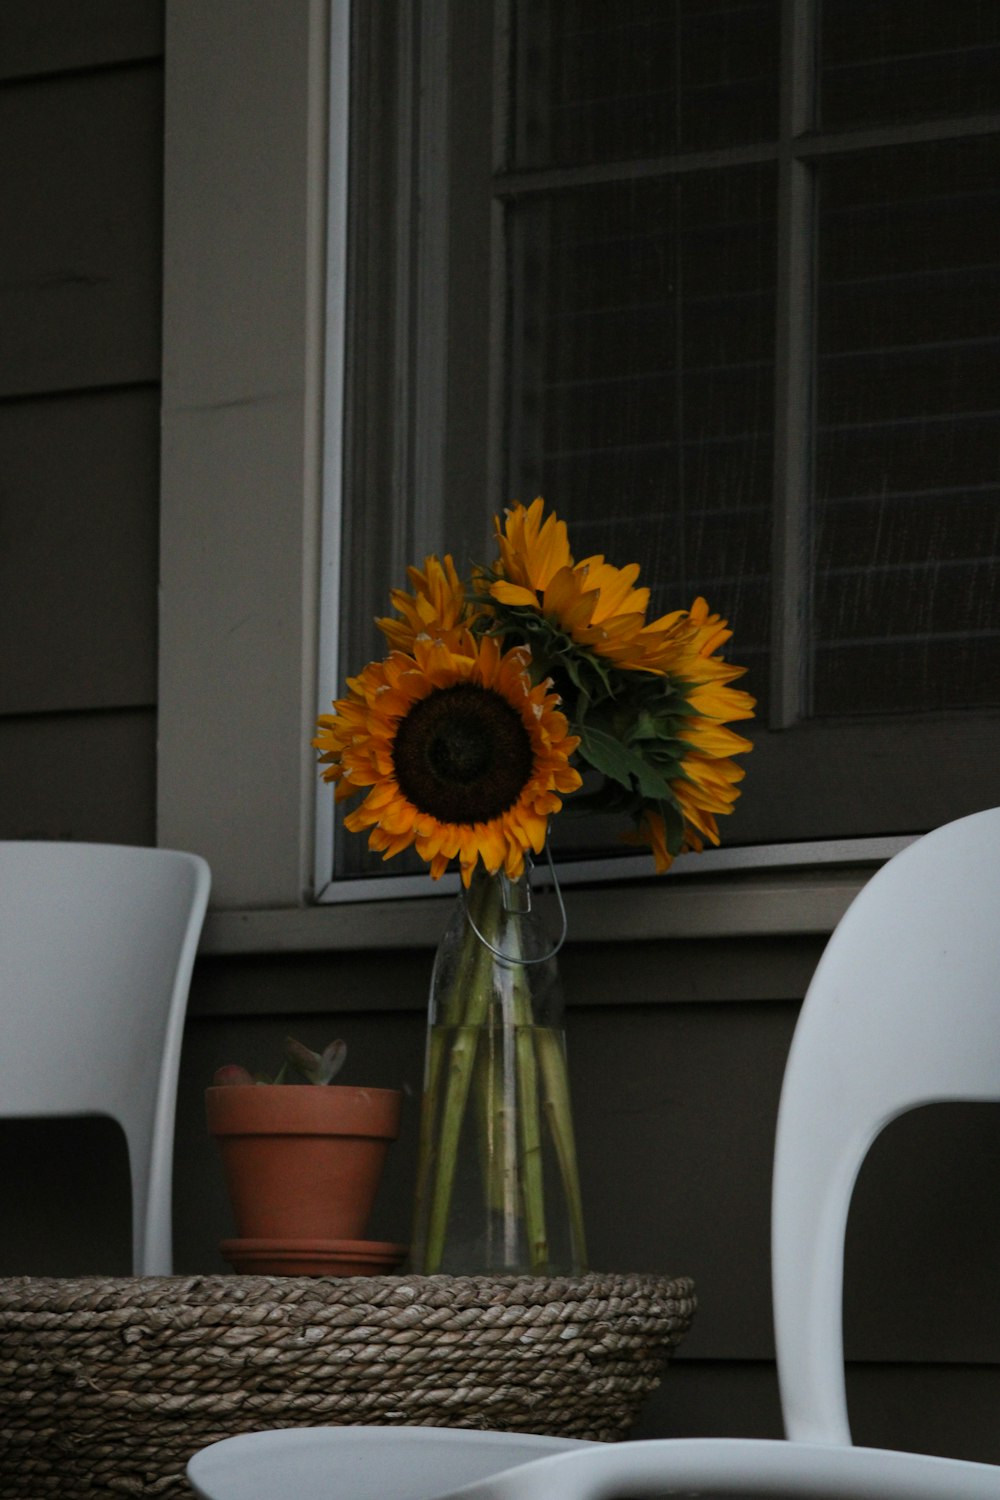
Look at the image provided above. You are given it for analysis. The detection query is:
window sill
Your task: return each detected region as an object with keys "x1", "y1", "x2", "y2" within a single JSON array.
[{"x1": 199, "y1": 836, "x2": 915, "y2": 955}]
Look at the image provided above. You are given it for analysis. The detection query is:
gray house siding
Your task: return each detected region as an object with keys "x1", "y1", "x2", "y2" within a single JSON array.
[{"x1": 0, "y1": 6, "x2": 161, "y2": 845}]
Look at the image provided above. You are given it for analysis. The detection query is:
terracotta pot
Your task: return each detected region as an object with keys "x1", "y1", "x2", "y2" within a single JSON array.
[{"x1": 206, "y1": 1084, "x2": 402, "y2": 1242}]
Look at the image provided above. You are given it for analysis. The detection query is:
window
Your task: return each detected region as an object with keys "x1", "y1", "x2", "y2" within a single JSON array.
[{"x1": 319, "y1": 0, "x2": 1000, "y2": 898}]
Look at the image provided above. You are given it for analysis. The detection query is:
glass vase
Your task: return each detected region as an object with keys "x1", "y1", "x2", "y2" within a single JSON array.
[{"x1": 409, "y1": 862, "x2": 588, "y2": 1275}]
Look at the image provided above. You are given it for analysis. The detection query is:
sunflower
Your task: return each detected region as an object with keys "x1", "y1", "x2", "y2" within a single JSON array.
[
  {"x1": 376, "y1": 553, "x2": 479, "y2": 652},
  {"x1": 314, "y1": 631, "x2": 582, "y2": 885},
  {"x1": 487, "y1": 498, "x2": 703, "y2": 675}
]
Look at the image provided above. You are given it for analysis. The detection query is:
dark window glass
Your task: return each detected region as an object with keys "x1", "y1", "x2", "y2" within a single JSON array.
[
  {"x1": 812, "y1": 138, "x2": 1000, "y2": 715},
  {"x1": 506, "y1": 166, "x2": 777, "y2": 707},
  {"x1": 820, "y1": 0, "x2": 1000, "y2": 131},
  {"x1": 510, "y1": 0, "x2": 781, "y2": 169}
]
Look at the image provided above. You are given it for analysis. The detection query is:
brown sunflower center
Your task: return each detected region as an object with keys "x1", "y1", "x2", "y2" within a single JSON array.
[{"x1": 392, "y1": 683, "x2": 534, "y2": 824}]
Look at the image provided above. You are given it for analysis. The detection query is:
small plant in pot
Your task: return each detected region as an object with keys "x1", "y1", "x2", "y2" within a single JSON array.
[{"x1": 206, "y1": 1036, "x2": 406, "y2": 1276}]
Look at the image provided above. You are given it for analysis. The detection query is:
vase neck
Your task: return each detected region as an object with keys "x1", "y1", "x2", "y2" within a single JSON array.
[
  {"x1": 498, "y1": 865, "x2": 532, "y2": 915},
  {"x1": 467, "y1": 861, "x2": 533, "y2": 920},
  {"x1": 461, "y1": 857, "x2": 572, "y2": 969}
]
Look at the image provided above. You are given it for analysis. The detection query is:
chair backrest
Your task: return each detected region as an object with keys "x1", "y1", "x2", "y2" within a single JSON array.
[
  {"x1": 0, "y1": 840, "x2": 210, "y2": 1275},
  {"x1": 771, "y1": 807, "x2": 1000, "y2": 1445}
]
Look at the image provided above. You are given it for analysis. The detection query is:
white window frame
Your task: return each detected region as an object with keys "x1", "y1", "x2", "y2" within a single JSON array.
[{"x1": 158, "y1": 0, "x2": 914, "y2": 955}]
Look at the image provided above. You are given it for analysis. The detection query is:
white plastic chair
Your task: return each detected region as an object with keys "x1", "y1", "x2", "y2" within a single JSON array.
[
  {"x1": 0, "y1": 840, "x2": 210, "y2": 1275},
  {"x1": 187, "y1": 1429, "x2": 598, "y2": 1500},
  {"x1": 186, "y1": 807, "x2": 1000, "y2": 1499}
]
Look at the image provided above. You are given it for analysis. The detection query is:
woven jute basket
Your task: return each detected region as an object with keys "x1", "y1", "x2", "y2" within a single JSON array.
[{"x1": 0, "y1": 1270, "x2": 695, "y2": 1498}]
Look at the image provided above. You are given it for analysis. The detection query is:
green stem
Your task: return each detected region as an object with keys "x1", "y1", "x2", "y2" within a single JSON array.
[
  {"x1": 499, "y1": 891, "x2": 548, "y2": 1271},
  {"x1": 512, "y1": 966, "x2": 547, "y2": 1269},
  {"x1": 419, "y1": 882, "x2": 496, "y2": 1273},
  {"x1": 412, "y1": 879, "x2": 485, "y2": 1264},
  {"x1": 475, "y1": 1025, "x2": 518, "y2": 1218},
  {"x1": 411, "y1": 1024, "x2": 448, "y2": 1251},
  {"x1": 536, "y1": 1027, "x2": 588, "y2": 1269}
]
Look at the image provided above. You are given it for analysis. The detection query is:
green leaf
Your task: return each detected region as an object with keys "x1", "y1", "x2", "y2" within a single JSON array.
[
  {"x1": 561, "y1": 645, "x2": 617, "y2": 702},
  {"x1": 578, "y1": 724, "x2": 676, "y2": 801}
]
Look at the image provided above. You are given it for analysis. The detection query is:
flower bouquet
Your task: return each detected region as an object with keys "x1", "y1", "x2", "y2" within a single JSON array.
[{"x1": 315, "y1": 499, "x2": 754, "y2": 1273}]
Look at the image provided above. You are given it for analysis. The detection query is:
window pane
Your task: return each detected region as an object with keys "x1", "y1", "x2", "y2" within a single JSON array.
[
  {"x1": 820, "y1": 0, "x2": 1000, "y2": 131},
  {"x1": 509, "y1": 0, "x2": 781, "y2": 169},
  {"x1": 812, "y1": 138, "x2": 1000, "y2": 716},
  {"x1": 506, "y1": 166, "x2": 777, "y2": 709}
]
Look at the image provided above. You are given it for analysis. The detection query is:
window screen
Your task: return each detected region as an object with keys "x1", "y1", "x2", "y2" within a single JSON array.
[
  {"x1": 504, "y1": 0, "x2": 1000, "y2": 730},
  {"x1": 507, "y1": 168, "x2": 776, "y2": 711},
  {"x1": 509, "y1": 0, "x2": 781, "y2": 166},
  {"x1": 819, "y1": 0, "x2": 1000, "y2": 130},
  {"x1": 813, "y1": 137, "x2": 1000, "y2": 715}
]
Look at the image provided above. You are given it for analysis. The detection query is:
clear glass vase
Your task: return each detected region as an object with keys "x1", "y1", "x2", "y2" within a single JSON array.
[{"x1": 409, "y1": 862, "x2": 588, "y2": 1275}]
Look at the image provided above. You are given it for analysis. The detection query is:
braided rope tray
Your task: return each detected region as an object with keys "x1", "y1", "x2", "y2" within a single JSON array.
[{"x1": 0, "y1": 1270, "x2": 695, "y2": 1499}]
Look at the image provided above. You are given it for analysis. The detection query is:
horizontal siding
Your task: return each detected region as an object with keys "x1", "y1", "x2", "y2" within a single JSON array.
[
  {"x1": 0, "y1": 0, "x2": 163, "y2": 81},
  {"x1": 0, "y1": 12, "x2": 162, "y2": 850},
  {"x1": 0, "y1": 63, "x2": 163, "y2": 397},
  {"x1": 0, "y1": 708, "x2": 155, "y2": 844},
  {"x1": 641, "y1": 1358, "x2": 1000, "y2": 1465},
  {"x1": 0, "y1": 388, "x2": 159, "y2": 714},
  {"x1": 186, "y1": 935, "x2": 830, "y2": 1016}
]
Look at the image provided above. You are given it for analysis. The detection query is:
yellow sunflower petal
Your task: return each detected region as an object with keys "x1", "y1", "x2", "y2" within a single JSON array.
[
  {"x1": 575, "y1": 557, "x2": 650, "y2": 623},
  {"x1": 682, "y1": 719, "x2": 755, "y2": 758},
  {"x1": 687, "y1": 681, "x2": 756, "y2": 720},
  {"x1": 489, "y1": 580, "x2": 543, "y2": 610}
]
